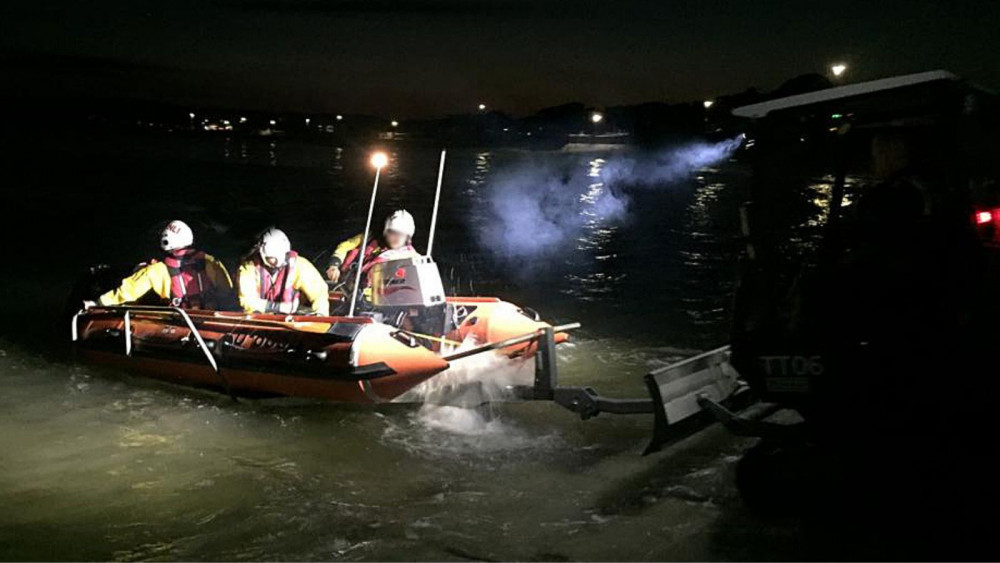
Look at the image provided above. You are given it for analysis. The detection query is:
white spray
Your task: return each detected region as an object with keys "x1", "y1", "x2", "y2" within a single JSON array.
[{"x1": 395, "y1": 336, "x2": 534, "y2": 435}]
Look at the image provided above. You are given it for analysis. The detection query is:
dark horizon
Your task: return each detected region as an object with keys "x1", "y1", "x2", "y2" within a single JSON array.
[{"x1": 3, "y1": 0, "x2": 999, "y2": 118}]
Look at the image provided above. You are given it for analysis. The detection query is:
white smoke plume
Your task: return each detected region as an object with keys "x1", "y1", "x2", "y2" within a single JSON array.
[{"x1": 477, "y1": 135, "x2": 744, "y2": 260}]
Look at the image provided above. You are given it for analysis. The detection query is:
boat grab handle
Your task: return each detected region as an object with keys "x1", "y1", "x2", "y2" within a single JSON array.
[
  {"x1": 79, "y1": 304, "x2": 225, "y2": 368},
  {"x1": 173, "y1": 308, "x2": 219, "y2": 373},
  {"x1": 124, "y1": 311, "x2": 132, "y2": 356},
  {"x1": 76, "y1": 305, "x2": 238, "y2": 399}
]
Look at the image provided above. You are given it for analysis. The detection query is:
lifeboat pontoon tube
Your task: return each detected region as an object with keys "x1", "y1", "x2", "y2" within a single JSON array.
[{"x1": 72, "y1": 305, "x2": 451, "y2": 403}]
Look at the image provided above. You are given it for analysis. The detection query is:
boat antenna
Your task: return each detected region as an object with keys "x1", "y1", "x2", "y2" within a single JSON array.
[
  {"x1": 349, "y1": 151, "x2": 388, "y2": 317},
  {"x1": 426, "y1": 149, "x2": 446, "y2": 257}
]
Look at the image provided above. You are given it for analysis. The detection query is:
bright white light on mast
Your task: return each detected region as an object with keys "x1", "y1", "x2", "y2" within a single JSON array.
[{"x1": 370, "y1": 152, "x2": 388, "y2": 169}]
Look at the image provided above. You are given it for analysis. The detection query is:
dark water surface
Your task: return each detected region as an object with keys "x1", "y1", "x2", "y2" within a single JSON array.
[{"x1": 0, "y1": 131, "x2": 815, "y2": 561}]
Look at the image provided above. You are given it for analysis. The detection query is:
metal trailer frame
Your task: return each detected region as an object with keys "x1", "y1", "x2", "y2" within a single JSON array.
[{"x1": 512, "y1": 327, "x2": 775, "y2": 454}]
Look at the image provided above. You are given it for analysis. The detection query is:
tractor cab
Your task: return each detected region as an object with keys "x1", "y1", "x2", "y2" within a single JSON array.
[{"x1": 728, "y1": 70, "x2": 1000, "y2": 441}]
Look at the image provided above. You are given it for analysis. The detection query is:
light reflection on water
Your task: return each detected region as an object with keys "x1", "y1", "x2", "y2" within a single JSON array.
[
  {"x1": 804, "y1": 174, "x2": 861, "y2": 228},
  {"x1": 566, "y1": 157, "x2": 627, "y2": 302}
]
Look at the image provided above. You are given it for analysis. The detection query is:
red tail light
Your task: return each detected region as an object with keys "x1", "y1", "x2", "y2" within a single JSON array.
[{"x1": 974, "y1": 208, "x2": 1000, "y2": 246}]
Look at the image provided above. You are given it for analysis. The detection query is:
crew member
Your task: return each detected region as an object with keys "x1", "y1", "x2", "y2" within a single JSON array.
[
  {"x1": 325, "y1": 210, "x2": 420, "y2": 289},
  {"x1": 237, "y1": 228, "x2": 329, "y2": 316},
  {"x1": 84, "y1": 220, "x2": 233, "y2": 310}
]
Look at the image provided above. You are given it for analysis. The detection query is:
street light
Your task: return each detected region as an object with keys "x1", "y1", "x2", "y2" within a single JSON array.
[
  {"x1": 703, "y1": 100, "x2": 714, "y2": 109},
  {"x1": 336, "y1": 114, "x2": 343, "y2": 121},
  {"x1": 590, "y1": 112, "x2": 603, "y2": 124},
  {"x1": 831, "y1": 63, "x2": 847, "y2": 78},
  {"x1": 390, "y1": 120, "x2": 399, "y2": 127},
  {"x1": 478, "y1": 103, "x2": 487, "y2": 111}
]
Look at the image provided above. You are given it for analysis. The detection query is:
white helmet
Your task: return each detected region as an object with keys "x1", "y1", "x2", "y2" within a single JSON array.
[
  {"x1": 384, "y1": 210, "x2": 415, "y2": 238},
  {"x1": 160, "y1": 220, "x2": 194, "y2": 252},
  {"x1": 258, "y1": 228, "x2": 292, "y2": 268}
]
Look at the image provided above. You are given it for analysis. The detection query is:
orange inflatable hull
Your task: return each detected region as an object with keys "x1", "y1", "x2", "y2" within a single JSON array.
[
  {"x1": 73, "y1": 309, "x2": 448, "y2": 403},
  {"x1": 73, "y1": 298, "x2": 570, "y2": 403},
  {"x1": 446, "y1": 297, "x2": 569, "y2": 356}
]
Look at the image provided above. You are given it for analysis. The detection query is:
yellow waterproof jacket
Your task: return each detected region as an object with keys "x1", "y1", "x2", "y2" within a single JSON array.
[
  {"x1": 331, "y1": 234, "x2": 420, "y2": 272},
  {"x1": 331, "y1": 233, "x2": 367, "y2": 266},
  {"x1": 98, "y1": 254, "x2": 232, "y2": 307},
  {"x1": 236, "y1": 255, "x2": 330, "y2": 316},
  {"x1": 330, "y1": 233, "x2": 419, "y2": 298}
]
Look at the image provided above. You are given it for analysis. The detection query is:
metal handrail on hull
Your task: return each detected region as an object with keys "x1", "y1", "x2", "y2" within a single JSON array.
[{"x1": 74, "y1": 305, "x2": 234, "y2": 399}]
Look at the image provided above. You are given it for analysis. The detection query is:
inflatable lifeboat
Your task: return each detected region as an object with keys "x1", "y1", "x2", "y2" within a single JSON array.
[{"x1": 72, "y1": 256, "x2": 574, "y2": 403}]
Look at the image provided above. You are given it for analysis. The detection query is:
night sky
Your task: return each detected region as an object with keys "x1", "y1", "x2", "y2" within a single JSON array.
[{"x1": 3, "y1": 0, "x2": 998, "y2": 117}]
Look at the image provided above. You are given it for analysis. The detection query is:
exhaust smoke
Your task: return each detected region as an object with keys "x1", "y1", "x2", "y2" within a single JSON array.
[{"x1": 477, "y1": 135, "x2": 744, "y2": 262}]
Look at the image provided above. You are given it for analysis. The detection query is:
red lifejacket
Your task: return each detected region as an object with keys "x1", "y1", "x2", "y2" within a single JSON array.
[
  {"x1": 341, "y1": 238, "x2": 415, "y2": 286},
  {"x1": 162, "y1": 249, "x2": 213, "y2": 309},
  {"x1": 257, "y1": 251, "x2": 300, "y2": 311}
]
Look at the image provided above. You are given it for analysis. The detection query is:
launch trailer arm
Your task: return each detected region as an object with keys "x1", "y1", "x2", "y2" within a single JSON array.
[
  {"x1": 514, "y1": 329, "x2": 767, "y2": 455},
  {"x1": 518, "y1": 325, "x2": 656, "y2": 417},
  {"x1": 440, "y1": 323, "x2": 581, "y2": 362},
  {"x1": 441, "y1": 324, "x2": 653, "y2": 418},
  {"x1": 530, "y1": 386, "x2": 656, "y2": 418},
  {"x1": 696, "y1": 395, "x2": 802, "y2": 442}
]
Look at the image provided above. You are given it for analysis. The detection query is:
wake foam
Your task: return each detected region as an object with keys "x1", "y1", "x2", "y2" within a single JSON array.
[{"x1": 394, "y1": 337, "x2": 534, "y2": 437}]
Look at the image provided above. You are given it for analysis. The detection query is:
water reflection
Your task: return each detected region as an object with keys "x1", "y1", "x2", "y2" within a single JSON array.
[
  {"x1": 679, "y1": 175, "x2": 727, "y2": 328},
  {"x1": 803, "y1": 174, "x2": 860, "y2": 228},
  {"x1": 473, "y1": 151, "x2": 492, "y2": 184},
  {"x1": 436, "y1": 151, "x2": 494, "y2": 296},
  {"x1": 464, "y1": 151, "x2": 493, "y2": 227},
  {"x1": 563, "y1": 158, "x2": 625, "y2": 301},
  {"x1": 465, "y1": 151, "x2": 492, "y2": 201},
  {"x1": 331, "y1": 146, "x2": 343, "y2": 173}
]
